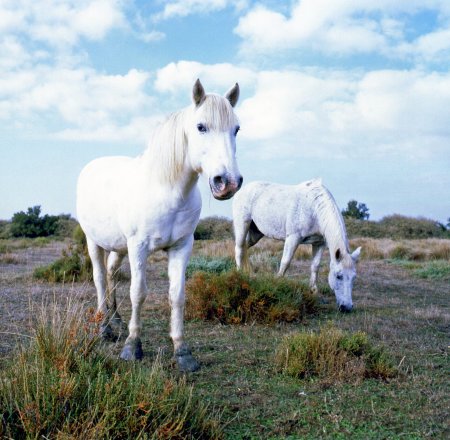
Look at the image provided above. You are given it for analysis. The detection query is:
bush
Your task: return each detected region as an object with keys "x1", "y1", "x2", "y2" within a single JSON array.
[
  {"x1": 194, "y1": 216, "x2": 233, "y2": 240},
  {"x1": 274, "y1": 323, "x2": 396, "y2": 382},
  {"x1": 8, "y1": 206, "x2": 76, "y2": 239},
  {"x1": 33, "y1": 225, "x2": 92, "y2": 282},
  {"x1": 186, "y1": 270, "x2": 317, "y2": 324},
  {"x1": 345, "y1": 215, "x2": 449, "y2": 239},
  {"x1": 0, "y1": 300, "x2": 222, "y2": 439}
]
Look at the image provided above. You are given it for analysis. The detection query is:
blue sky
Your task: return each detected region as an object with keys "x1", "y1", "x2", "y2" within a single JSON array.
[{"x1": 1, "y1": 0, "x2": 449, "y2": 223}]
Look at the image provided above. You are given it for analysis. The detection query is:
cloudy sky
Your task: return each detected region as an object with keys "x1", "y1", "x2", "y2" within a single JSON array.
[{"x1": 1, "y1": 0, "x2": 449, "y2": 223}]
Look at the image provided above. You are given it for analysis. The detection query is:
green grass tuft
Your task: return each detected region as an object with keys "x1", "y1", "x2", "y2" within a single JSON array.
[
  {"x1": 274, "y1": 323, "x2": 396, "y2": 383},
  {"x1": 413, "y1": 260, "x2": 450, "y2": 280},
  {"x1": 186, "y1": 270, "x2": 317, "y2": 324},
  {"x1": 186, "y1": 255, "x2": 235, "y2": 278},
  {"x1": 0, "y1": 301, "x2": 222, "y2": 439}
]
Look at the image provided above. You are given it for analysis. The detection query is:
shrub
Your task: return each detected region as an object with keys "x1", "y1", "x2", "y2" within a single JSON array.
[
  {"x1": 274, "y1": 323, "x2": 396, "y2": 383},
  {"x1": 186, "y1": 255, "x2": 234, "y2": 278},
  {"x1": 194, "y1": 216, "x2": 233, "y2": 240},
  {"x1": 345, "y1": 215, "x2": 449, "y2": 239},
  {"x1": 0, "y1": 300, "x2": 222, "y2": 439},
  {"x1": 33, "y1": 225, "x2": 92, "y2": 282},
  {"x1": 186, "y1": 270, "x2": 317, "y2": 324},
  {"x1": 10, "y1": 206, "x2": 61, "y2": 238}
]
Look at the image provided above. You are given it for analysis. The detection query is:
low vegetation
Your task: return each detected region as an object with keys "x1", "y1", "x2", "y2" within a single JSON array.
[
  {"x1": 186, "y1": 255, "x2": 234, "y2": 278},
  {"x1": 33, "y1": 225, "x2": 92, "y2": 282},
  {"x1": 274, "y1": 323, "x2": 396, "y2": 383},
  {"x1": 0, "y1": 301, "x2": 222, "y2": 439},
  {"x1": 186, "y1": 270, "x2": 317, "y2": 324}
]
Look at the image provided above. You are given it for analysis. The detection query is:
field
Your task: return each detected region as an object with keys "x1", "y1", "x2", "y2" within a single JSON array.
[{"x1": 0, "y1": 236, "x2": 449, "y2": 439}]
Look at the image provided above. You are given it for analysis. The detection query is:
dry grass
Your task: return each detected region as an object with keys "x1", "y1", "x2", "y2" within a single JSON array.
[{"x1": 349, "y1": 237, "x2": 450, "y2": 261}]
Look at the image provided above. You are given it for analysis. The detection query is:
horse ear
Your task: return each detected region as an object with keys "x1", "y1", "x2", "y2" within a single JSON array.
[
  {"x1": 351, "y1": 247, "x2": 361, "y2": 262},
  {"x1": 225, "y1": 83, "x2": 239, "y2": 107},
  {"x1": 193, "y1": 79, "x2": 205, "y2": 106},
  {"x1": 335, "y1": 248, "x2": 342, "y2": 262}
]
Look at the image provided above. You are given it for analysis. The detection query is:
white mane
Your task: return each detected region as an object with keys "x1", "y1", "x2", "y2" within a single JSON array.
[
  {"x1": 143, "y1": 94, "x2": 238, "y2": 185},
  {"x1": 306, "y1": 179, "x2": 352, "y2": 265}
]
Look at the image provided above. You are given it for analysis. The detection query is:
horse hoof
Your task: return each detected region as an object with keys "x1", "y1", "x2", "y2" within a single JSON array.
[
  {"x1": 120, "y1": 339, "x2": 143, "y2": 361},
  {"x1": 175, "y1": 344, "x2": 200, "y2": 372},
  {"x1": 100, "y1": 324, "x2": 117, "y2": 342}
]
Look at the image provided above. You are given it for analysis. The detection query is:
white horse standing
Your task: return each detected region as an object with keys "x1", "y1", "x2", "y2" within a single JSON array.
[
  {"x1": 77, "y1": 80, "x2": 242, "y2": 371},
  {"x1": 233, "y1": 179, "x2": 361, "y2": 312}
]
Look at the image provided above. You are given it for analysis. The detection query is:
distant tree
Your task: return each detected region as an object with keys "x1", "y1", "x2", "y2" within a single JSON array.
[
  {"x1": 342, "y1": 200, "x2": 370, "y2": 220},
  {"x1": 447, "y1": 217, "x2": 450, "y2": 229},
  {"x1": 10, "y1": 206, "x2": 60, "y2": 238}
]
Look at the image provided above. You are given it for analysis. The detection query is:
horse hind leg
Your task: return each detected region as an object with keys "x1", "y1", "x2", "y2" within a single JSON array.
[
  {"x1": 86, "y1": 238, "x2": 115, "y2": 340},
  {"x1": 106, "y1": 251, "x2": 127, "y2": 336}
]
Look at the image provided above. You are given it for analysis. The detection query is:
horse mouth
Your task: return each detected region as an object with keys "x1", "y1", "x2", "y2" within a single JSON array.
[{"x1": 210, "y1": 187, "x2": 235, "y2": 200}]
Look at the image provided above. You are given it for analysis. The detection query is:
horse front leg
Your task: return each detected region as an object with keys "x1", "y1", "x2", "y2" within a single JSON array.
[
  {"x1": 278, "y1": 234, "x2": 300, "y2": 276},
  {"x1": 168, "y1": 235, "x2": 199, "y2": 372},
  {"x1": 310, "y1": 243, "x2": 324, "y2": 294},
  {"x1": 234, "y1": 219, "x2": 251, "y2": 272},
  {"x1": 120, "y1": 240, "x2": 148, "y2": 361}
]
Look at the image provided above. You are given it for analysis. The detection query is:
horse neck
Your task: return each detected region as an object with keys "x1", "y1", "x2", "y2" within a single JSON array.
[{"x1": 313, "y1": 186, "x2": 350, "y2": 260}]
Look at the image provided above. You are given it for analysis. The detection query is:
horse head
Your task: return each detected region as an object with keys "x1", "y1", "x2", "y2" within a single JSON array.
[
  {"x1": 186, "y1": 79, "x2": 243, "y2": 200},
  {"x1": 328, "y1": 247, "x2": 361, "y2": 312}
]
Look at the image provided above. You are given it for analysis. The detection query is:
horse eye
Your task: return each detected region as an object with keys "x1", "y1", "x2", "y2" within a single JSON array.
[
  {"x1": 234, "y1": 126, "x2": 240, "y2": 136},
  {"x1": 336, "y1": 274, "x2": 343, "y2": 281},
  {"x1": 197, "y1": 123, "x2": 207, "y2": 133}
]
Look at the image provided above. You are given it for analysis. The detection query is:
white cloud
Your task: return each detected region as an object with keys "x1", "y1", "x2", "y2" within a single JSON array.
[
  {"x1": 234, "y1": 0, "x2": 450, "y2": 58},
  {"x1": 0, "y1": 0, "x2": 126, "y2": 48},
  {"x1": 155, "y1": 60, "x2": 256, "y2": 95},
  {"x1": 152, "y1": 0, "x2": 248, "y2": 21},
  {"x1": 0, "y1": 63, "x2": 154, "y2": 141},
  {"x1": 236, "y1": 67, "x2": 450, "y2": 160}
]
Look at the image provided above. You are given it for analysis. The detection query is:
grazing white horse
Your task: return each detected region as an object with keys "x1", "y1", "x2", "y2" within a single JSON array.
[
  {"x1": 233, "y1": 179, "x2": 361, "y2": 312},
  {"x1": 77, "y1": 79, "x2": 242, "y2": 371}
]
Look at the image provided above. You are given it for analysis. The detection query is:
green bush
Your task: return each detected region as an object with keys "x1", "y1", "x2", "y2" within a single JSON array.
[
  {"x1": 186, "y1": 270, "x2": 317, "y2": 324},
  {"x1": 0, "y1": 301, "x2": 222, "y2": 439},
  {"x1": 194, "y1": 216, "x2": 233, "y2": 240},
  {"x1": 33, "y1": 225, "x2": 92, "y2": 282},
  {"x1": 345, "y1": 215, "x2": 449, "y2": 239},
  {"x1": 8, "y1": 206, "x2": 75, "y2": 239},
  {"x1": 274, "y1": 323, "x2": 396, "y2": 382}
]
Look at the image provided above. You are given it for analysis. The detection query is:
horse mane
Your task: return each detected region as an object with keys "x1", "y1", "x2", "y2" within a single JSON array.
[
  {"x1": 143, "y1": 94, "x2": 237, "y2": 185},
  {"x1": 307, "y1": 179, "x2": 352, "y2": 266}
]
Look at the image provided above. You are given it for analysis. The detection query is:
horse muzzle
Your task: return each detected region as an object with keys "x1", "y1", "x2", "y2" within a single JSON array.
[
  {"x1": 338, "y1": 304, "x2": 353, "y2": 313},
  {"x1": 209, "y1": 173, "x2": 243, "y2": 200}
]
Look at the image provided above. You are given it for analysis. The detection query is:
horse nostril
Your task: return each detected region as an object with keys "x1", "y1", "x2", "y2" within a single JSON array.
[
  {"x1": 237, "y1": 175, "x2": 243, "y2": 189},
  {"x1": 213, "y1": 175, "x2": 227, "y2": 190}
]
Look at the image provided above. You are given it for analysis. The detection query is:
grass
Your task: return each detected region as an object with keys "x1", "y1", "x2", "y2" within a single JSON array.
[
  {"x1": 186, "y1": 255, "x2": 235, "y2": 278},
  {"x1": 0, "y1": 300, "x2": 222, "y2": 439},
  {"x1": 1, "y1": 237, "x2": 449, "y2": 439},
  {"x1": 32, "y1": 225, "x2": 92, "y2": 283},
  {"x1": 274, "y1": 323, "x2": 396, "y2": 382}
]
